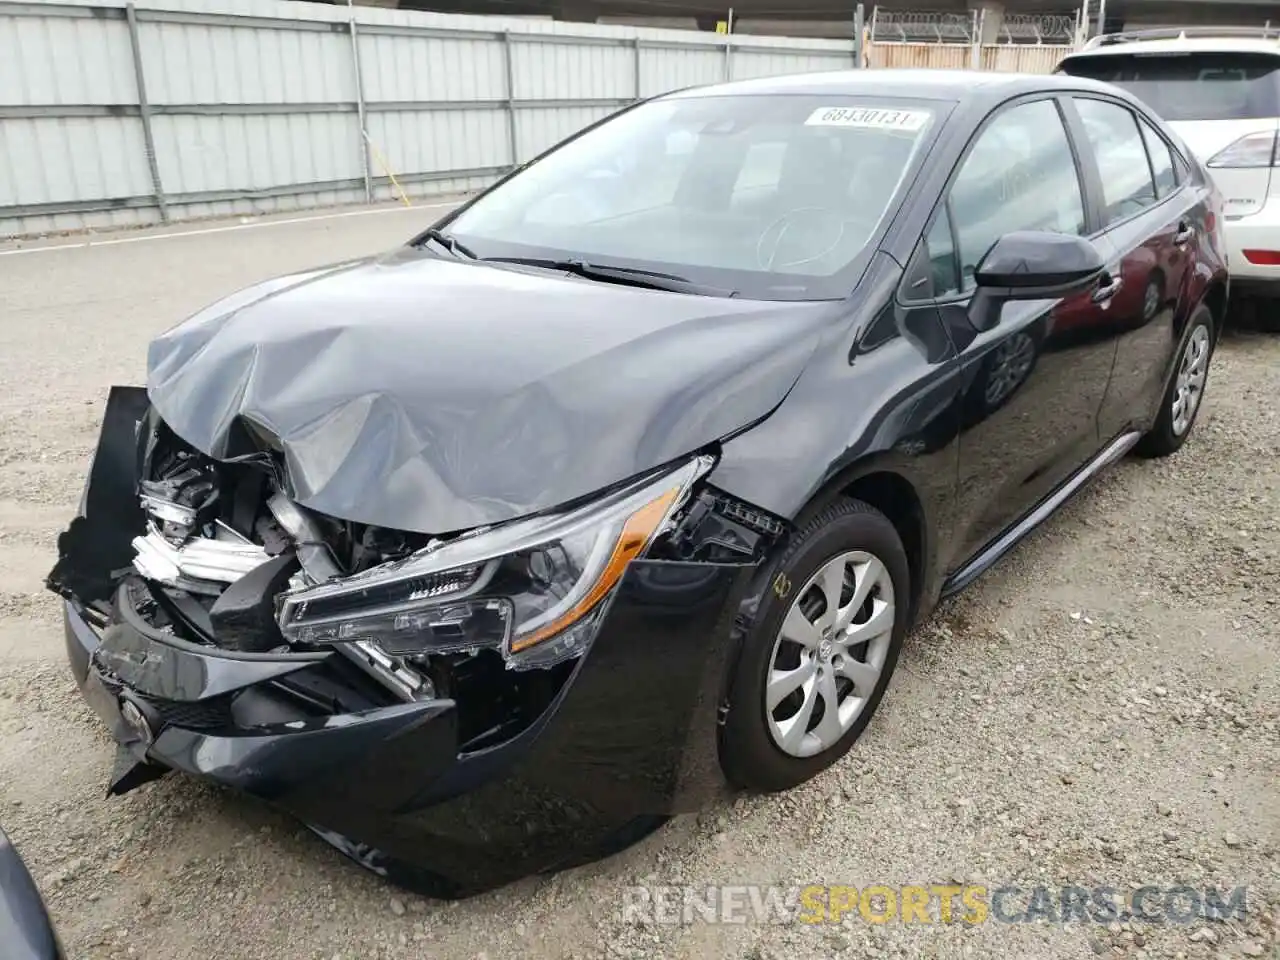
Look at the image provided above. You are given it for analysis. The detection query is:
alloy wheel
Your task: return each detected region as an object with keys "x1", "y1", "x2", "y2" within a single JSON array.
[
  {"x1": 764, "y1": 550, "x2": 895, "y2": 758},
  {"x1": 1171, "y1": 324, "x2": 1209, "y2": 437}
]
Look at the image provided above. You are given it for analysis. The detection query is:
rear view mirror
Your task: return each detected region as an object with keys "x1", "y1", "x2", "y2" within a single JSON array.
[{"x1": 969, "y1": 231, "x2": 1105, "y2": 331}]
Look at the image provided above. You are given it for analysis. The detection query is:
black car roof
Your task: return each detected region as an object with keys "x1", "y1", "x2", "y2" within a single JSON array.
[{"x1": 668, "y1": 68, "x2": 1125, "y2": 108}]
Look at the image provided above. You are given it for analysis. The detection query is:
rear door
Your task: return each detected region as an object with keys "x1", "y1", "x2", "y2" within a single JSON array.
[
  {"x1": 1059, "y1": 50, "x2": 1280, "y2": 217},
  {"x1": 1065, "y1": 95, "x2": 1201, "y2": 437}
]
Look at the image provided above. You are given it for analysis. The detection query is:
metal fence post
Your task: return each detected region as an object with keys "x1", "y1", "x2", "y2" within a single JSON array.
[
  {"x1": 724, "y1": 7, "x2": 735, "y2": 80},
  {"x1": 633, "y1": 37, "x2": 643, "y2": 101},
  {"x1": 347, "y1": 10, "x2": 373, "y2": 204},
  {"x1": 853, "y1": 3, "x2": 864, "y2": 67},
  {"x1": 502, "y1": 31, "x2": 519, "y2": 170},
  {"x1": 124, "y1": 3, "x2": 168, "y2": 223},
  {"x1": 970, "y1": 8, "x2": 983, "y2": 69}
]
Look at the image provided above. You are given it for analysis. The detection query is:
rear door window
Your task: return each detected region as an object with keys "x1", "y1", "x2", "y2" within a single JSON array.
[
  {"x1": 1073, "y1": 98, "x2": 1158, "y2": 226},
  {"x1": 1059, "y1": 52, "x2": 1280, "y2": 121},
  {"x1": 925, "y1": 205, "x2": 960, "y2": 299}
]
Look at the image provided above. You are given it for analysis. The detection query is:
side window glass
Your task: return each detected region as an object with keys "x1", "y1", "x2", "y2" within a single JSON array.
[
  {"x1": 948, "y1": 99, "x2": 1086, "y2": 292},
  {"x1": 926, "y1": 206, "x2": 960, "y2": 298},
  {"x1": 901, "y1": 205, "x2": 959, "y2": 302},
  {"x1": 1138, "y1": 117, "x2": 1177, "y2": 197},
  {"x1": 1075, "y1": 98, "x2": 1158, "y2": 225}
]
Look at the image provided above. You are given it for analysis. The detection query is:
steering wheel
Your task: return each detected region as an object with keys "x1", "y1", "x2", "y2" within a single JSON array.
[{"x1": 755, "y1": 207, "x2": 865, "y2": 271}]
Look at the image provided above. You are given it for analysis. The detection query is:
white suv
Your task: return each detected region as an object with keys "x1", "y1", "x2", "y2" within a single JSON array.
[{"x1": 1058, "y1": 28, "x2": 1280, "y2": 298}]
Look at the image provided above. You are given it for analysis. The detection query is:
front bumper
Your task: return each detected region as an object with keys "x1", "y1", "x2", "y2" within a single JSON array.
[
  {"x1": 65, "y1": 557, "x2": 751, "y2": 897},
  {"x1": 1224, "y1": 200, "x2": 1280, "y2": 289}
]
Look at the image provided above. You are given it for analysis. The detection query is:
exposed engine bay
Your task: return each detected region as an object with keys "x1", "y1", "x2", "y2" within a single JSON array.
[
  {"x1": 129, "y1": 414, "x2": 451, "y2": 700},
  {"x1": 49, "y1": 395, "x2": 784, "y2": 758},
  {"x1": 66, "y1": 409, "x2": 587, "y2": 752}
]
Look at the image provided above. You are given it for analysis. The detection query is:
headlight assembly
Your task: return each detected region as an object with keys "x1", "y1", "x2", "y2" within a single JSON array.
[{"x1": 277, "y1": 455, "x2": 713, "y2": 669}]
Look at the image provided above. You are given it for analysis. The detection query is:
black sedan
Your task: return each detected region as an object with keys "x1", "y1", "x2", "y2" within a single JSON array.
[
  {"x1": 1, "y1": 827, "x2": 63, "y2": 960},
  {"x1": 47, "y1": 69, "x2": 1227, "y2": 897}
]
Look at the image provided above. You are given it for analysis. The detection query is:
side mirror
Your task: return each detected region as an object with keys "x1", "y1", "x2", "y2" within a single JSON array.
[{"x1": 969, "y1": 231, "x2": 1106, "y2": 331}]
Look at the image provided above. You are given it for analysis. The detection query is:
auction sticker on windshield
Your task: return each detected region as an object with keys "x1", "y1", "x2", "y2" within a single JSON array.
[{"x1": 804, "y1": 107, "x2": 930, "y2": 131}]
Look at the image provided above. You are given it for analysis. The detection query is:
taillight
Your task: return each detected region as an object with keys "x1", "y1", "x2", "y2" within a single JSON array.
[
  {"x1": 1242, "y1": 249, "x2": 1280, "y2": 265},
  {"x1": 1207, "y1": 131, "x2": 1279, "y2": 168}
]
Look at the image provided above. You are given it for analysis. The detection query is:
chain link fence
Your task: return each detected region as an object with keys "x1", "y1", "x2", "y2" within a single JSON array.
[
  {"x1": 997, "y1": 13, "x2": 1079, "y2": 44},
  {"x1": 863, "y1": 6, "x2": 1081, "y2": 74},
  {"x1": 868, "y1": 9, "x2": 974, "y2": 43},
  {"x1": 869, "y1": 8, "x2": 1080, "y2": 45}
]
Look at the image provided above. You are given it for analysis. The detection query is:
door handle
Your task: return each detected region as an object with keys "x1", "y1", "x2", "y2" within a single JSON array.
[
  {"x1": 1174, "y1": 222, "x2": 1195, "y2": 246},
  {"x1": 1092, "y1": 272, "x2": 1123, "y2": 304}
]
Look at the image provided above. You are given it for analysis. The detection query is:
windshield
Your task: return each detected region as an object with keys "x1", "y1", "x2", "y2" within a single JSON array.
[
  {"x1": 1060, "y1": 52, "x2": 1280, "y2": 121},
  {"x1": 439, "y1": 94, "x2": 942, "y2": 300}
]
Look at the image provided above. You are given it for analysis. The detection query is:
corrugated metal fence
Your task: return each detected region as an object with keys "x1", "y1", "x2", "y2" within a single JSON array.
[
  {"x1": 0, "y1": 0, "x2": 859, "y2": 237},
  {"x1": 0, "y1": 0, "x2": 1081, "y2": 238}
]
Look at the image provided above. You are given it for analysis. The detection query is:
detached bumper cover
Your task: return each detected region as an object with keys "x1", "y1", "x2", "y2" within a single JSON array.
[{"x1": 65, "y1": 556, "x2": 751, "y2": 896}]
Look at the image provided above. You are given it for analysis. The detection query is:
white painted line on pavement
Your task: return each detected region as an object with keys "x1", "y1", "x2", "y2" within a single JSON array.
[{"x1": 0, "y1": 202, "x2": 460, "y2": 258}]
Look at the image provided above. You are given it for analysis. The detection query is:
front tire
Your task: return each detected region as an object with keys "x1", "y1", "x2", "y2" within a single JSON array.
[
  {"x1": 1135, "y1": 304, "x2": 1214, "y2": 458},
  {"x1": 720, "y1": 498, "x2": 910, "y2": 793}
]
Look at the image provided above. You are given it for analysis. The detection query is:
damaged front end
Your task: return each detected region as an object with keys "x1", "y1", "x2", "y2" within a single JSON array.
[{"x1": 48, "y1": 387, "x2": 784, "y2": 896}]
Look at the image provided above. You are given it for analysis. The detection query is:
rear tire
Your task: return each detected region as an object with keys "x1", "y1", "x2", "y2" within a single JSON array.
[
  {"x1": 720, "y1": 498, "x2": 910, "y2": 793},
  {"x1": 1135, "y1": 304, "x2": 1214, "y2": 459}
]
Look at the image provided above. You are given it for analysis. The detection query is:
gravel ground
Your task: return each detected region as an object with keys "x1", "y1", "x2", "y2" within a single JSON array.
[{"x1": 0, "y1": 209, "x2": 1276, "y2": 960}]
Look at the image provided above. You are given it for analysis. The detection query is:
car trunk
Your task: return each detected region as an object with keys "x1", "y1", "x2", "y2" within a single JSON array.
[{"x1": 1059, "y1": 50, "x2": 1280, "y2": 216}]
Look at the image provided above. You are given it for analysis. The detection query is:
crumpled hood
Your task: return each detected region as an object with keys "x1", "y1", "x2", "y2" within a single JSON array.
[{"x1": 147, "y1": 247, "x2": 837, "y2": 533}]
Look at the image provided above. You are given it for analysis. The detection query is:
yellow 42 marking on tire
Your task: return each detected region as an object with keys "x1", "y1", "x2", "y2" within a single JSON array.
[{"x1": 773, "y1": 573, "x2": 792, "y2": 599}]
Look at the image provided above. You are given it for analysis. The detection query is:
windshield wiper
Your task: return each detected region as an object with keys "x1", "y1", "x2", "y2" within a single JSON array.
[
  {"x1": 416, "y1": 228, "x2": 478, "y2": 260},
  {"x1": 479, "y1": 257, "x2": 737, "y2": 298}
]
